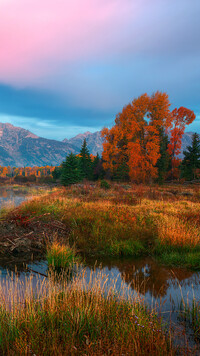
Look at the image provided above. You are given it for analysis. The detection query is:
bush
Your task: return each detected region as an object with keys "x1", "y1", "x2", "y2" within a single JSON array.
[
  {"x1": 14, "y1": 175, "x2": 28, "y2": 183},
  {"x1": 38, "y1": 176, "x2": 54, "y2": 183},
  {"x1": 100, "y1": 180, "x2": 111, "y2": 190}
]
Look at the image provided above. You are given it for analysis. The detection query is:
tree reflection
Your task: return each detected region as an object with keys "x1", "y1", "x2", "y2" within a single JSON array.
[{"x1": 86, "y1": 256, "x2": 199, "y2": 298}]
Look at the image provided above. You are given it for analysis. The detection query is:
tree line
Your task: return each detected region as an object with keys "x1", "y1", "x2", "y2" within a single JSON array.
[
  {"x1": 0, "y1": 165, "x2": 55, "y2": 183},
  {"x1": 57, "y1": 133, "x2": 200, "y2": 185}
]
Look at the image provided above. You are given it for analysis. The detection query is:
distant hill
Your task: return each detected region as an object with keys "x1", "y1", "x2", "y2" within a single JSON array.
[
  {"x1": 181, "y1": 132, "x2": 195, "y2": 156},
  {"x1": 0, "y1": 122, "x2": 196, "y2": 166},
  {"x1": 0, "y1": 123, "x2": 77, "y2": 166},
  {"x1": 63, "y1": 131, "x2": 104, "y2": 156}
]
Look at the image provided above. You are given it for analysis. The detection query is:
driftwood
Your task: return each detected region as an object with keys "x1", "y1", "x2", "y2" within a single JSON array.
[
  {"x1": 27, "y1": 267, "x2": 47, "y2": 278},
  {"x1": 0, "y1": 234, "x2": 44, "y2": 255},
  {"x1": 0, "y1": 209, "x2": 69, "y2": 256}
]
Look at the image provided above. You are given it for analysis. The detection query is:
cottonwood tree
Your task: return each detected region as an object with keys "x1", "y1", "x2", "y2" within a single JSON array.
[
  {"x1": 168, "y1": 107, "x2": 196, "y2": 179},
  {"x1": 102, "y1": 92, "x2": 195, "y2": 183},
  {"x1": 102, "y1": 92, "x2": 171, "y2": 183}
]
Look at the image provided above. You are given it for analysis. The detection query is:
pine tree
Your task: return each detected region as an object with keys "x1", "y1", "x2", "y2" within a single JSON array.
[
  {"x1": 61, "y1": 153, "x2": 81, "y2": 186},
  {"x1": 52, "y1": 166, "x2": 62, "y2": 180},
  {"x1": 156, "y1": 128, "x2": 171, "y2": 183},
  {"x1": 113, "y1": 160, "x2": 129, "y2": 182},
  {"x1": 79, "y1": 139, "x2": 92, "y2": 180},
  {"x1": 92, "y1": 153, "x2": 105, "y2": 180},
  {"x1": 181, "y1": 133, "x2": 200, "y2": 180}
]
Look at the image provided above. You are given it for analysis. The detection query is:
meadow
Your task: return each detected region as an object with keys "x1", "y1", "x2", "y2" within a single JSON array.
[{"x1": 6, "y1": 182, "x2": 200, "y2": 269}]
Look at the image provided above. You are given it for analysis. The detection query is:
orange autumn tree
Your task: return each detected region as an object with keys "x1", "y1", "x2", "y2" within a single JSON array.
[
  {"x1": 167, "y1": 107, "x2": 196, "y2": 179},
  {"x1": 101, "y1": 92, "x2": 195, "y2": 183}
]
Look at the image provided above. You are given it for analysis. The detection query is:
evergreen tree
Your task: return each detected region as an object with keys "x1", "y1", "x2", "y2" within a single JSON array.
[
  {"x1": 181, "y1": 133, "x2": 200, "y2": 180},
  {"x1": 156, "y1": 128, "x2": 171, "y2": 183},
  {"x1": 61, "y1": 153, "x2": 81, "y2": 186},
  {"x1": 92, "y1": 153, "x2": 105, "y2": 180},
  {"x1": 52, "y1": 166, "x2": 62, "y2": 180},
  {"x1": 79, "y1": 139, "x2": 92, "y2": 180},
  {"x1": 113, "y1": 160, "x2": 130, "y2": 182}
]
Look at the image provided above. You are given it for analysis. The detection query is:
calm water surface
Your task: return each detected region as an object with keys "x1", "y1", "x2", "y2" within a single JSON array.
[
  {"x1": 0, "y1": 186, "x2": 29, "y2": 208},
  {"x1": 0, "y1": 185, "x2": 49, "y2": 209}
]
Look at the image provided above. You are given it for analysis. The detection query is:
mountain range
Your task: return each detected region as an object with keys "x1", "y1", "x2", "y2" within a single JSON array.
[{"x1": 0, "y1": 123, "x2": 196, "y2": 167}]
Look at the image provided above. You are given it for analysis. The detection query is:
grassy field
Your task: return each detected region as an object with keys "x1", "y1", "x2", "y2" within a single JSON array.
[{"x1": 5, "y1": 182, "x2": 200, "y2": 269}]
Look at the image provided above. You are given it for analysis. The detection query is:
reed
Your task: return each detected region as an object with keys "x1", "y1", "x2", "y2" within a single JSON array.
[
  {"x1": 47, "y1": 242, "x2": 79, "y2": 270},
  {"x1": 0, "y1": 268, "x2": 174, "y2": 355},
  {"x1": 179, "y1": 295, "x2": 200, "y2": 338}
]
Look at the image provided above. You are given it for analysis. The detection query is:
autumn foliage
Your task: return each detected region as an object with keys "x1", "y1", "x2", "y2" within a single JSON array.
[
  {"x1": 0, "y1": 165, "x2": 55, "y2": 180},
  {"x1": 168, "y1": 107, "x2": 196, "y2": 178},
  {"x1": 102, "y1": 92, "x2": 195, "y2": 183}
]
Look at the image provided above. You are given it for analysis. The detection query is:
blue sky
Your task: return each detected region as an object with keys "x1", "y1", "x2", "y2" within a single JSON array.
[{"x1": 0, "y1": 0, "x2": 199, "y2": 140}]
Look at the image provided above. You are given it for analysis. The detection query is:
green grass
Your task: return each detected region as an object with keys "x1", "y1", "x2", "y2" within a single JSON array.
[
  {"x1": 179, "y1": 298, "x2": 200, "y2": 339},
  {"x1": 47, "y1": 242, "x2": 79, "y2": 270},
  {"x1": 154, "y1": 243, "x2": 200, "y2": 269},
  {"x1": 161, "y1": 251, "x2": 200, "y2": 270},
  {"x1": 104, "y1": 239, "x2": 145, "y2": 257}
]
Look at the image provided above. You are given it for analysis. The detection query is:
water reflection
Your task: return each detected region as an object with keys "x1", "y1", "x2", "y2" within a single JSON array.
[
  {"x1": 0, "y1": 186, "x2": 29, "y2": 209},
  {"x1": 0, "y1": 255, "x2": 199, "y2": 350},
  {"x1": 82, "y1": 257, "x2": 200, "y2": 350},
  {"x1": 0, "y1": 185, "x2": 50, "y2": 210},
  {"x1": 85, "y1": 256, "x2": 200, "y2": 298},
  {"x1": 1, "y1": 255, "x2": 199, "y2": 307}
]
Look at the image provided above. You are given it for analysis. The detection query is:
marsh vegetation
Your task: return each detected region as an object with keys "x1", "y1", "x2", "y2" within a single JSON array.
[{"x1": 0, "y1": 183, "x2": 199, "y2": 354}]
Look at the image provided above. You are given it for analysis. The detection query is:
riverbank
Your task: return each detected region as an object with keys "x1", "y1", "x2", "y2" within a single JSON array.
[
  {"x1": 1, "y1": 182, "x2": 200, "y2": 269},
  {"x1": 0, "y1": 184, "x2": 54, "y2": 255}
]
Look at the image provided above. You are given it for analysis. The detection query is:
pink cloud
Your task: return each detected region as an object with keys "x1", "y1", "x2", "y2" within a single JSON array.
[
  {"x1": 0, "y1": 0, "x2": 138, "y2": 85},
  {"x1": 0, "y1": 0, "x2": 196, "y2": 94}
]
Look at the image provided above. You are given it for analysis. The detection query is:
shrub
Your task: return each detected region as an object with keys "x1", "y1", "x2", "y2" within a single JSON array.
[{"x1": 100, "y1": 179, "x2": 111, "y2": 190}]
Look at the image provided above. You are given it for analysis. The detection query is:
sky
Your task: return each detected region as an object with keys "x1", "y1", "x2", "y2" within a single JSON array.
[{"x1": 0, "y1": 0, "x2": 199, "y2": 140}]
